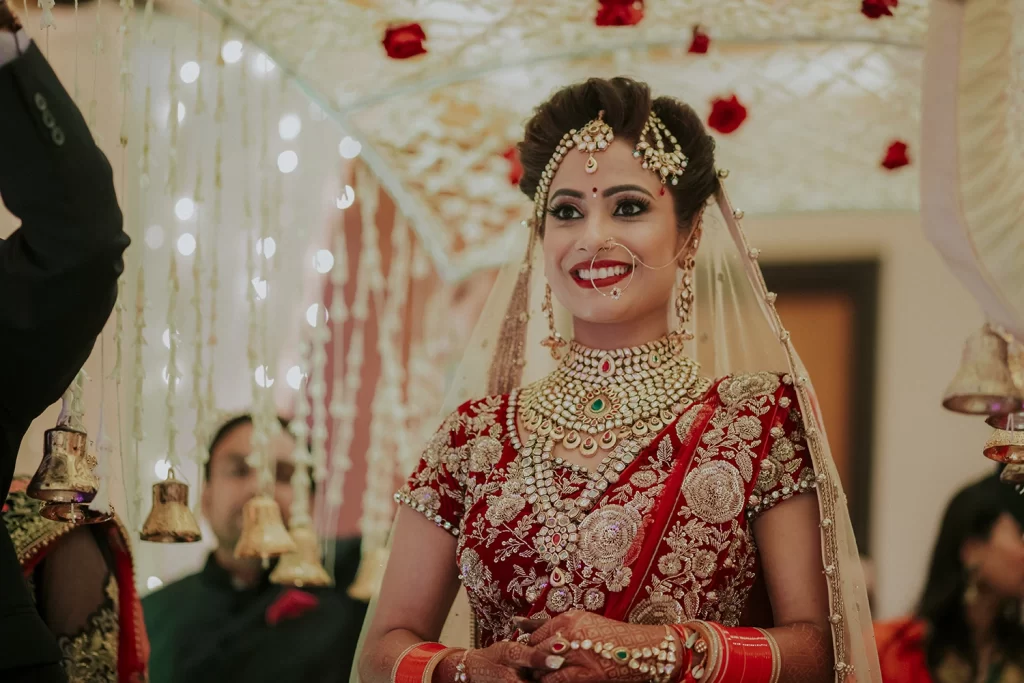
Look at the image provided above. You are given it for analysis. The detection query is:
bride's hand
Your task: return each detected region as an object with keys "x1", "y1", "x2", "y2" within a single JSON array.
[
  {"x1": 457, "y1": 641, "x2": 567, "y2": 683},
  {"x1": 516, "y1": 611, "x2": 684, "y2": 683}
]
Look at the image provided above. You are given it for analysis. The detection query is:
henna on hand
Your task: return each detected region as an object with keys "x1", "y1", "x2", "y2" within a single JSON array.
[
  {"x1": 445, "y1": 641, "x2": 563, "y2": 683},
  {"x1": 770, "y1": 622, "x2": 833, "y2": 683},
  {"x1": 0, "y1": 0, "x2": 22, "y2": 32}
]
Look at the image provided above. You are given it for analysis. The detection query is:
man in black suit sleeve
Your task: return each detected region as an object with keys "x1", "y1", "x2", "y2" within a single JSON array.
[{"x1": 0, "y1": 3, "x2": 130, "y2": 681}]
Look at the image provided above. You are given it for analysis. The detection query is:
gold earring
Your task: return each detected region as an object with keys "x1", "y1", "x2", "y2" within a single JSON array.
[{"x1": 540, "y1": 283, "x2": 568, "y2": 359}]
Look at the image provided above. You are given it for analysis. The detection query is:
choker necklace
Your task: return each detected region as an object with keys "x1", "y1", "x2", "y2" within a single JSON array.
[
  {"x1": 510, "y1": 335, "x2": 709, "y2": 571},
  {"x1": 519, "y1": 335, "x2": 700, "y2": 456}
]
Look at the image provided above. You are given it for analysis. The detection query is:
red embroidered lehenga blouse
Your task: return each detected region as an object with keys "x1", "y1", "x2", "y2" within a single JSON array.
[{"x1": 397, "y1": 371, "x2": 817, "y2": 646}]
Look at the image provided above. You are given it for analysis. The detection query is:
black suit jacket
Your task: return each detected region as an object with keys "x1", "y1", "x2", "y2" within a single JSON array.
[
  {"x1": 0, "y1": 42, "x2": 129, "y2": 671},
  {"x1": 143, "y1": 538, "x2": 370, "y2": 683}
]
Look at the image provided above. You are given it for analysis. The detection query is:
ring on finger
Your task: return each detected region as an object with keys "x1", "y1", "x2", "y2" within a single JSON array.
[{"x1": 550, "y1": 633, "x2": 571, "y2": 655}]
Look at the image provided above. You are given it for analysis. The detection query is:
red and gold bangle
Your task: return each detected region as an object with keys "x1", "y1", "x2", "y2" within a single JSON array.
[
  {"x1": 702, "y1": 622, "x2": 777, "y2": 683},
  {"x1": 392, "y1": 643, "x2": 449, "y2": 683}
]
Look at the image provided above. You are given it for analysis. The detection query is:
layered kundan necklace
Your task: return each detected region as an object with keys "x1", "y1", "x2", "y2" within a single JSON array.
[{"x1": 508, "y1": 334, "x2": 708, "y2": 573}]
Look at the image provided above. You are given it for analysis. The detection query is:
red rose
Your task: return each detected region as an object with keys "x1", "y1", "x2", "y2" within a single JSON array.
[
  {"x1": 881, "y1": 141, "x2": 910, "y2": 170},
  {"x1": 688, "y1": 26, "x2": 710, "y2": 54},
  {"x1": 266, "y1": 588, "x2": 319, "y2": 626},
  {"x1": 382, "y1": 23, "x2": 427, "y2": 60},
  {"x1": 595, "y1": 0, "x2": 644, "y2": 27},
  {"x1": 861, "y1": 0, "x2": 897, "y2": 19},
  {"x1": 707, "y1": 95, "x2": 748, "y2": 135},
  {"x1": 502, "y1": 147, "x2": 523, "y2": 187}
]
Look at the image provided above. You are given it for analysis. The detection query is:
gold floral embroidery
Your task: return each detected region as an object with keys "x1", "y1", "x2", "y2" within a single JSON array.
[
  {"x1": 577, "y1": 504, "x2": 642, "y2": 573},
  {"x1": 409, "y1": 487, "x2": 441, "y2": 515},
  {"x1": 484, "y1": 493, "x2": 525, "y2": 526},
  {"x1": 469, "y1": 436, "x2": 503, "y2": 472},
  {"x1": 717, "y1": 372, "x2": 781, "y2": 406},
  {"x1": 682, "y1": 461, "x2": 745, "y2": 524},
  {"x1": 628, "y1": 592, "x2": 684, "y2": 625},
  {"x1": 57, "y1": 574, "x2": 119, "y2": 683}
]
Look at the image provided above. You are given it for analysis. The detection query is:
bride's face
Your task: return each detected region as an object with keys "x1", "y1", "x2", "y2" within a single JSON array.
[{"x1": 542, "y1": 139, "x2": 688, "y2": 326}]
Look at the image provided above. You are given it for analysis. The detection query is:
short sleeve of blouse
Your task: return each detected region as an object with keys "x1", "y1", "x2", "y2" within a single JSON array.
[
  {"x1": 395, "y1": 404, "x2": 471, "y2": 536},
  {"x1": 748, "y1": 382, "x2": 817, "y2": 518}
]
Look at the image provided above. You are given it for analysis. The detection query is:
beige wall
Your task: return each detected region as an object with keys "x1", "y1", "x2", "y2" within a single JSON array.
[{"x1": 747, "y1": 211, "x2": 992, "y2": 619}]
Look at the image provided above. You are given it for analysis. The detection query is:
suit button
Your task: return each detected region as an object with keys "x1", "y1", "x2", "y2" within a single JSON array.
[
  {"x1": 34, "y1": 93, "x2": 46, "y2": 110},
  {"x1": 42, "y1": 109, "x2": 55, "y2": 129},
  {"x1": 51, "y1": 127, "x2": 65, "y2": 146}
]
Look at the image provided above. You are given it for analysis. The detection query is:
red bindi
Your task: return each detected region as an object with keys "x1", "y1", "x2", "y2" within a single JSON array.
[{"x1": 660, "y1": 186, "x2": 666, "y2": 196}]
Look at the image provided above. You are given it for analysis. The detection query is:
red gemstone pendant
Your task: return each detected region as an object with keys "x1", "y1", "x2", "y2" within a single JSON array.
[{"x1": 552, "y1": 640, "x2": 569, "y2": 654}]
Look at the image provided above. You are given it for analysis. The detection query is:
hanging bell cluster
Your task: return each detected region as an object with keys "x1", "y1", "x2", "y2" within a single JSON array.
[
  {"x1": 27, "y1": 426, "x2": 112, "y2": 524},
  {"x1": 141, "y1": 469, "x2": 202, "y2": 543},
  {"x1": 942, "y1": 325, "x2": 1024, "y2": 479},
  {"x1": 347, "y1": 546, "x2": 389, "y2": 602},
  {"x1": 269, "y1": 524, "x2": 333, "y2": 588},
  {"x1": 942, "y1": 325, "x2": 1023, "y2": 415},
  {"x1": 234, "y1": 495, "x2": 297, "y2": 559}
]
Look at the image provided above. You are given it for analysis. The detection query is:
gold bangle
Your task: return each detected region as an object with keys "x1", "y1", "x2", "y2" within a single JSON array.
[
  {"x1": 754, "y1": 629, "x2": 781, "y2": 683},
  {"x1": 392, "y1": 644, "x2": 425, "y2": 683}
]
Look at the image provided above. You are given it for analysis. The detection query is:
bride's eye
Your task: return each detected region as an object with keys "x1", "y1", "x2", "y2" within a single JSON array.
[
  {"x1": 613, "y1": 198, "x2": 651, "y2": 218},
  {"x1": 547, "y1": 204, "x2": 583, "y2": 221}
]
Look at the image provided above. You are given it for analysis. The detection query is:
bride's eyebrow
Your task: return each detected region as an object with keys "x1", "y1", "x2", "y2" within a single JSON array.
[
  {"x1": 603, "y1": 184, "x2": 653, "y2": 198},
  {"x1": 550, "y1": 188, "x2": 584, "y2": 200}
]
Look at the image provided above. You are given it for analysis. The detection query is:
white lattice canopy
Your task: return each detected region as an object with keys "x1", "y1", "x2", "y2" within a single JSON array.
[{"x1": 201, "y1": 0, "x2": 929, "y2": 279}]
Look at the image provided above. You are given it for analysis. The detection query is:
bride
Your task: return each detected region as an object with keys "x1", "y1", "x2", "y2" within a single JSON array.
[{"x1": 357, "y1": 77, "x2": 878, "y2": 683}]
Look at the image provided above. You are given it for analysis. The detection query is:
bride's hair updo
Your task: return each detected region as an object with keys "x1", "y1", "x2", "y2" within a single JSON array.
[{"x1": 518, "y1": 77, "x2": 720, "y2": 231}]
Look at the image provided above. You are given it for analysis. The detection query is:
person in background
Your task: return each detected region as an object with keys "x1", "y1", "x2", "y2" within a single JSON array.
[
  {"x1": 0, "y1": 3, "x2": 131, "y2": 681},
  {"x1": 875, "y1": 468, "x2": 1024, "y2": 683},
  {"x1": 143, "y1": 414, "x2": 368, "y2": 683}
]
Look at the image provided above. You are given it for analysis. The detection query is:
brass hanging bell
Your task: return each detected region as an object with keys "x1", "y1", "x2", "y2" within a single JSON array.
[
  {"x1": 1000, "y1": 463, "x2": 1024, "y2": 485},
  {"x1": 28, "y1": 426, "x2": 111, "y2": 523},
  {"x1": 987, "y1": 412, "x2": 1024, "y2": 431},
  {"x1": 942, "y1": 326, "x2": 1024, "y2": 415},
  {"x1": 141, "y1": 470, "x2": 202, "y2": 543},
  {"x1": 347, "y1": 546, "x2": 389, "y2": 602},
  {"x1": 982, "y1": 429, "x2": 1024, "y2": 464},
  {"x1": 269, "y1": 524, "x2": 333, "y2": 587},
  {"x1": 234, "y1": 495, "x2": 296, "y2": 559}
]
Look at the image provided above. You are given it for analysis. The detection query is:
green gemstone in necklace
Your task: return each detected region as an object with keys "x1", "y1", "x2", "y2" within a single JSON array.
[{"x1": 591, "y1": 397, "x2": 605, "y2": 413}]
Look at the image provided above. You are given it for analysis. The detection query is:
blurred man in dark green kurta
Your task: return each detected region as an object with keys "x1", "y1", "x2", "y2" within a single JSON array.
[{"x1": 143, "y1": 414, "x2": 367, "y2": 683}]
